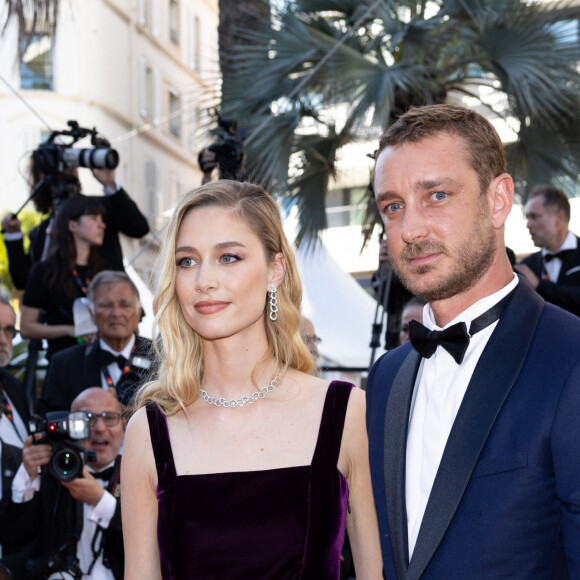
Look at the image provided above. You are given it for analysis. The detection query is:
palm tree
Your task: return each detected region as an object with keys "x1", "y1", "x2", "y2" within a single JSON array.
[
  {"x1": 222, "y1": 0, "x2": 580, "y2": 244},
  {"x1": 1, "y1": 0, "x2": 59, "y2": 59}
]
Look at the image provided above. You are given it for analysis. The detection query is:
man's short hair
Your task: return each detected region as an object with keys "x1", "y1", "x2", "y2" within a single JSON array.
[
  {"x1": 376, "y1": 104, "x2": 506, "y2": 194},
  {"x1": 529, "y1": 184, "x2": 571, "y2": 223},
  {"x1": 87, "y1": 270, "x2": 141, "y2": 308}
]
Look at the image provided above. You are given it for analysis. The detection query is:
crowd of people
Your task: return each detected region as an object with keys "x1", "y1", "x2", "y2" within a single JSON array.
[{"x1": 0, "y1": 104, "x2": 579, "y2": 579}]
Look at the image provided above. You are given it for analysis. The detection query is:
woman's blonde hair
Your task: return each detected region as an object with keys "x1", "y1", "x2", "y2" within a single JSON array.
[{"x1": 135, "y1": 180, "x2": 314, "y2": 415}]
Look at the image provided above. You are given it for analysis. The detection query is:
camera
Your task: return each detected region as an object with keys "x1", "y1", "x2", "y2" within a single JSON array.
[
  {"x1": 26, "y1": 544, "x2": 83, "y2": 580},
  {"x1": 29, "y1": 411, "x2": 96, "y2": 482},
  {"x1": 32, "y1": 120, "x2": 119, "y2": 200},
  {"x1": 199, "y1": 109, "x2": 246, "y2": 180}
]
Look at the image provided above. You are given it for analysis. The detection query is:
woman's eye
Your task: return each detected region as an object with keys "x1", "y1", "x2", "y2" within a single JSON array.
[
  {"x1": 177, "y1": 257, "x2": 196, "y2": 268},
  {"x1": 221, "y1": 254, "x2": 240, "y2": 264}
]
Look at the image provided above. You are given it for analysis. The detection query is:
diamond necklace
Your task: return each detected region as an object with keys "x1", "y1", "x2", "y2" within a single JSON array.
[{"x1": 199, "y1": 374, "x2": 282, "y2": 409}]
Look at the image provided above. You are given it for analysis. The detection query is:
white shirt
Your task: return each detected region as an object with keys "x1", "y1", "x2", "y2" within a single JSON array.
[
  {"x1": 99, "y1": 335, "x2": 135, "y2": 390},
  {"x1": 0, "y1": 391, "x2": 28, "y2": 448},
  {"x1": 541, "y1": 230, "x2": 577, "y2": 282},
  {"x1": 405, "y1": 274, "x2": 519, "y2": 558},
  {"x1": 12, "y1": 462, "x2": 118, "y2": 579}
]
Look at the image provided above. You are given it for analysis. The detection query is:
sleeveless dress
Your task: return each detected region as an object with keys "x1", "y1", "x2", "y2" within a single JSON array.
[{"x1": 146, "y1": 380, "x2": 354, "y2": 580}]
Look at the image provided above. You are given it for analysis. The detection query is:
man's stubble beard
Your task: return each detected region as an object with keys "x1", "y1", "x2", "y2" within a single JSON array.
[{"x1": 390, "y1": 199, "x2": 496, "y2": 302}]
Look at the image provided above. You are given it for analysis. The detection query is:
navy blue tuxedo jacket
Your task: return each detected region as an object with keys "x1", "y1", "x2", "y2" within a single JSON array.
[{"x1": 366, "y1": 280, "x2": 580, "y2": 579}]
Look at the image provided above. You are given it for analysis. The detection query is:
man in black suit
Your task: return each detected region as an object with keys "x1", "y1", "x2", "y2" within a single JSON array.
[
  {"x1": 514, "y1": 184, "x2": 580, "y2": 316},
  {"x1": 38, "y1": 270, "x2": 154, "y2": 414},
  {"x1": 367, "y1": 104, "x2": 580, "y2": 579},
  {"x1": 0, "y1": 387, "x2": 125, "y2": 579},
  {"x1": 0, "y1": 291, "x2": 30, "y2": 448},
  {"x1": 1, "y1": 167, "x2": 149, "y2": 290}
]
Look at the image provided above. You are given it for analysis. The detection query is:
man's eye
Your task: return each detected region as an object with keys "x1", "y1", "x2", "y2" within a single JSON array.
[
  {"x1": 383, "y1": 202, "x2": 402, "y2": 214},
  {"x1": 431, "y1": 191, "x2": 447, "y2": 201}
]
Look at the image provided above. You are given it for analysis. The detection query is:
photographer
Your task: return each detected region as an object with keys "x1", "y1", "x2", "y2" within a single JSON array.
[
  {"x1": 0, "y1": 388, "x2": 125, "y2": 579},
  {"x1": 2, "y1": 130, "x2": 149, "y2": 290}
]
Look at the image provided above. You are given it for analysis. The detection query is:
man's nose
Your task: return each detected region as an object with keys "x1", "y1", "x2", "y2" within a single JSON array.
[{"x1": 401, "y1": 204, "x2": 430, "y2": 244}]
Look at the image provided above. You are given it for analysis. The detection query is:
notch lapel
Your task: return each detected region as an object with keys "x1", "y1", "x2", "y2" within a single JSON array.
[
  {"x1": 384, "y1": 349, "x2": 421, "y2": 579},
  {"x1": 406, "y1": 281, "x2": 544, "y2": 580}
]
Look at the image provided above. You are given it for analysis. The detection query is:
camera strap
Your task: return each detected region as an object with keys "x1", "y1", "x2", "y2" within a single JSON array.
[{"x1": 87, "y1": 455, "x2": 121, "y2": 575}]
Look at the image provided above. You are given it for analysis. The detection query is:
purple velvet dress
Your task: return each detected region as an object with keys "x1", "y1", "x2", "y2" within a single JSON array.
[{"x1": 146, "y1": 380, "x2": 353, "y2": 579}]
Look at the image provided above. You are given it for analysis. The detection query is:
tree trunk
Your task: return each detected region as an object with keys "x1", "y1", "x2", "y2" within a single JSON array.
[{"x1": 218, "y1": 0, "x2": 270, "y2": 113}]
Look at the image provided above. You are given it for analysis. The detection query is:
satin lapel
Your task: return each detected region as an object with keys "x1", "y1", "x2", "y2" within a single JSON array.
[
  {"x1": 384, "y1": 349, "x2": 421, "y2": 580},
  {"x1": 406, "y1": 281, "x2": 544, "y2": 580},
  {"x1": 85, "y1": 343, "x2": 103, "y2": 387}
]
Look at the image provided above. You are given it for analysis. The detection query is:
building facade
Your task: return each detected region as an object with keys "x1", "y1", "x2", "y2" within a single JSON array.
[{"x1": 0, "y1": 0, "x2": 219, "y2": 281}]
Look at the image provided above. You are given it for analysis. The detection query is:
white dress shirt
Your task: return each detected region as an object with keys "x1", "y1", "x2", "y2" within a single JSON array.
[
  {"x1": 0, "y1": 391, "x2": 28, "y2": 448},
  {"x1": 541, "y1": 230, "x2": 578, "y2": 282},
  {"x1": 12, "y1": 462, "x2": 118, "y2": 579},
  {"x1": 405, "y1": 274, "x2": 519, "y2": 558},
  {"x1": 99, "y1": 335, "x2": 135, "y2": 390}
]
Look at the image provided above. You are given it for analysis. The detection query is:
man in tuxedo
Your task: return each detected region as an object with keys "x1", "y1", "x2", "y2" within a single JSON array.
[
  {"x1": 0, "y1": 290, "x2": 30, "y2": 448},
  {"x1": 38, "y1": 270, "x2": 154, "y2": 414},
  {"x1": 0, "y1": 387, "x2": 124, "y2": 579},
  {"x1": 514, "y1": 184, "x2": 580, "y2": 316},
  {"x1": 366, "y1": 104, "x2": 580, "y2": 579}
]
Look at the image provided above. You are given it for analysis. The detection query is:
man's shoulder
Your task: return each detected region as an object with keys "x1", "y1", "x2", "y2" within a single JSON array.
[
  {"x1": 49, "y1": 341, "x2": 94, "y2": 366},
  {"x1": 0, "y1": 366, "x2": 22, "y2": 388},
  {"x1": 367, "y1": 344, "x2": 414, "y2": 399}
]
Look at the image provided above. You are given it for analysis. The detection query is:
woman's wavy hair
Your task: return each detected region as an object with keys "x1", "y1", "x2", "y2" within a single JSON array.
[
  {"x1": 135, "y1": 180, "x2": 314, "y2": 415},
  {"x1": 46, "y1": 196, "x2": 105, "y2": 297}
]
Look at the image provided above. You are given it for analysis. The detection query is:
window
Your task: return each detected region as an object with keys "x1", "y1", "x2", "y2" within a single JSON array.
[
  {"x1": 139, "y1": 59, "x2": 153, "y2": 118},
  {"x1": 326, "y1": 187, "x2": 367, "y2": 228},
  {"x1": 169, "y1": 90, "x2": 182, "y2": 139},
  {"x1": 170, "y1": 0, "x2": 180, "y2": 45},
  {"x1": 188, "y1": 102, "x2": 202, "y2": 151},
  {"x1": 139, "y1": 0, "x2": 150, "y2": 28},
  {"x1": 20, "y1": 34, "x2": 53, "y2": 90},
  {"x1": 188, "y1": 9, "x2": 201, "y2": 71},
  {"x1": 145, "y1": 160, "x2": 159, "y2": 224}
]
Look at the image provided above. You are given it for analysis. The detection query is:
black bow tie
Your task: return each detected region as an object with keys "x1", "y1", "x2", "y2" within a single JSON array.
[
  {"x1": 100, "y1": 350, "x2": 127, "y2": 370},
  {"x1": 543, "y1": 250, "x2": 573, "y2": 263},
  {"x1": 408, "y1": 289, "x2": 516, "y2": 364},
  {"x1": 90, "y1": 465, "x2": 115, "y2": 481}
]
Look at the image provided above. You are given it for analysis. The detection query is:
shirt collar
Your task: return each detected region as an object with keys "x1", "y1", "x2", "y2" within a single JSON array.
[
  {"x1": 99, "y1": 334, "x2": 136, "y2": 358},
  {"x1": 424, "y1": 273, "x2": 519, "y2": 331},
  {"x1": 541, "y1": 230, "x2": 576, "y2": 256}
]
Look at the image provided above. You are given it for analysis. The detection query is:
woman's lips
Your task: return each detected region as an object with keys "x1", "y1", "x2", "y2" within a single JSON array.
[{"x1": 194, "y1": 301, "x2": 229, "y2": 314}]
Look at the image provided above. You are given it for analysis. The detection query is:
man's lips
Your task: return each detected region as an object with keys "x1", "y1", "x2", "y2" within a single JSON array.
[
  {"x1": 407, "y1": 253, "x2": 440, "y2": 267},
  {"x1": 194, "y1": 301, "x2": 229, "y2": 314}
]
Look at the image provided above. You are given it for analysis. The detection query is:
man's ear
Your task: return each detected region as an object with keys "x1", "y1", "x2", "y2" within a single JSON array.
[{"x1": 490, "y1": 173, "x2": 514, "y2": 229}]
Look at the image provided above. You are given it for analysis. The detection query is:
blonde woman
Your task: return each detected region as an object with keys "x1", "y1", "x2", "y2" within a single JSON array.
[{"x1": 121, "y1": 180, "x2": 382, "y2": 579}]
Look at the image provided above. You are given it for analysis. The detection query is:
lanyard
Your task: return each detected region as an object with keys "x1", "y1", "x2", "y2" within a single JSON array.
[
  {"x1": 101, "y1": 341, "x2": 137, "y2": 387},
  {"x1": 72, "y1": 268, "x2": 91, "y2": 295}
]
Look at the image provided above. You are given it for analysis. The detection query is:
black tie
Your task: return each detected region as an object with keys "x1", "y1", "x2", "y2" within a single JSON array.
[
  {"x1": 90, "y1": 465, "x2": 115, "y2": 481},
  {"x1": 100, "y1": 350, "x2": 127, "y2": 370},
  {"x1": 543, "y1": 250, "x2": 573, "y2": 263},
  {"x1": 409, "y1": 289, "x2": 515, "y2": 364}
]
